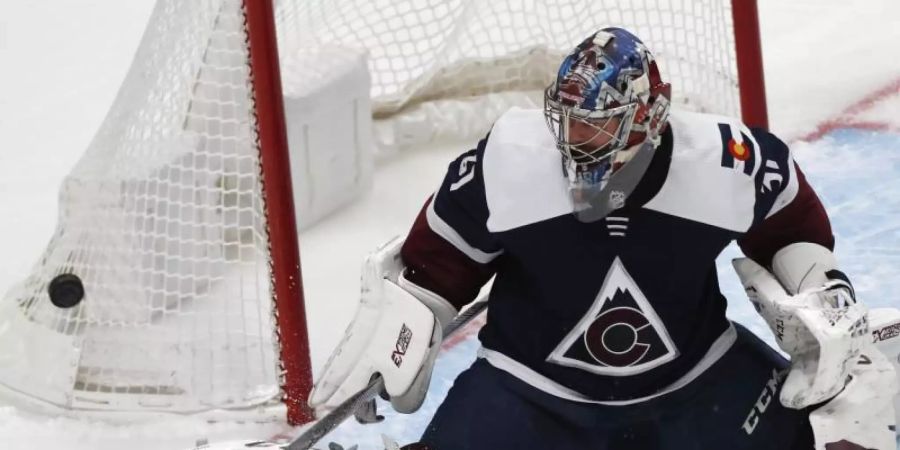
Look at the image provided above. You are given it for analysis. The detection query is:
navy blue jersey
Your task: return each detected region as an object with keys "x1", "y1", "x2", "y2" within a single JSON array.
[{"x1": 401, "y1": 108, "x2": 833, "y2": 402}]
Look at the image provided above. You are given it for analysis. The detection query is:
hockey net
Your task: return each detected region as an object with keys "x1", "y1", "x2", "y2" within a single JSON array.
[
  {"x1": 0, "y1": 0, "x2": 762, "y2": 425},
  {"x1": 275, "y1": 0, "x2": 762, "y2": 151}
]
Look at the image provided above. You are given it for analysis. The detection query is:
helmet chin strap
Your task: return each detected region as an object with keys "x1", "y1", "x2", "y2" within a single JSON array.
[{"x1": 571, "y1": 139, "x2": 656, "y2": 223}]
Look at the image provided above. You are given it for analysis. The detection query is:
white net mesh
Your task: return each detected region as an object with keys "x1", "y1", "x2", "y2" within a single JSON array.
[
  {"x1": 275, "y1": 0, "x2": 740, "y2": 150},
  {"x1": 0, "y1": 0, "x2": 745, "y2": 419},
  {"x1": 0, "y1": 0, "x2": 282, "y2": 417}
]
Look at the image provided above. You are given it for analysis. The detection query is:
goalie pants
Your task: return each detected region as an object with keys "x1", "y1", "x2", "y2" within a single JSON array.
[{"x1": 419, "y1": 323, "x2": 814, "y2": 450}]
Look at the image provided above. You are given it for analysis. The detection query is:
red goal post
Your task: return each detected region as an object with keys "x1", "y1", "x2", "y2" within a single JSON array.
[
  {"x1": 246, "y1": 0, "x2": 314, "y2": 426},
  {"x1": 732, "y1": 0, "x2": 769, "y2": 129},
  {"x1": 0, "y1": 0, "x2": 766, "y2": 427}
]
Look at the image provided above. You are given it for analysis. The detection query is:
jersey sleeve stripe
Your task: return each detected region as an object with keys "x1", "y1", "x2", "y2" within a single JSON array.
[{"x1": 427, "y1": 192, "x2": 503, "y2": 264}]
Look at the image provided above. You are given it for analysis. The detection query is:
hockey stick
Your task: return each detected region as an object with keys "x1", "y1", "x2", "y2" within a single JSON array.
[{"x1": 284, "y1": 298, "x2": 489, "y2": 450}]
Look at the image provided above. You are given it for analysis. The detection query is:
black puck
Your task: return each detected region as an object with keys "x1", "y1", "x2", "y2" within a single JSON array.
[{"x1": 48, "y1": 274, "x2": 85, "y2": 308}]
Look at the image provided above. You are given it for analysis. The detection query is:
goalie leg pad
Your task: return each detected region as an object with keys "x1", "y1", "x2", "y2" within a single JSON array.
[
  {"x1": 870, "y1": 307, "x2": 900, "y2": 439},
  {"x1": 807, "y1": 345, "x2": 898, "y2": 450}
]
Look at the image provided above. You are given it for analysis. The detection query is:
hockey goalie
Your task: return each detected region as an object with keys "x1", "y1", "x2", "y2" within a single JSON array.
[{"x1": 309, "y1": 27, "x2": 900, "y2": 449}]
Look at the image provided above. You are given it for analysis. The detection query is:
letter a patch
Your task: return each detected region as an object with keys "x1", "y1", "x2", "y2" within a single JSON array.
[{"x1": 547, "y1": 257, "x2": 679, "y2": 376}]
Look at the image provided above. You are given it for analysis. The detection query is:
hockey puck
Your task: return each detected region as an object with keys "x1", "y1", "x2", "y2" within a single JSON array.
[{"x1": 48, "y1": 274, "x2": 85, "y2": 308}]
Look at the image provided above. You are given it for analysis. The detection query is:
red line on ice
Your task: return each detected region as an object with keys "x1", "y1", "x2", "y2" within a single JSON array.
[{"x1": 797, "y1": 77, "x2": 900, "y2": 142}]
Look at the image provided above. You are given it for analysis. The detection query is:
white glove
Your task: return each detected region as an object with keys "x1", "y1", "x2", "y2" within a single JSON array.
[
  {"x1": 733, "y1": 243, "x2": 869, "y2": 409},
  {"x1": 308, "y1": 237, "x2": 456, "y2": 415}
]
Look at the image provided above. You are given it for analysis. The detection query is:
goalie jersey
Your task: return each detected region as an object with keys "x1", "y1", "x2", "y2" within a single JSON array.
[{"x1": 400, "y1": 107, "x2": 834, "y2": 402}]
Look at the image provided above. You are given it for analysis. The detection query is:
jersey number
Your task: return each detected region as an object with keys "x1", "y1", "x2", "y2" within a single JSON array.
[{"x1": 449, "y1": 155, "x2": 477, "y2": 191}]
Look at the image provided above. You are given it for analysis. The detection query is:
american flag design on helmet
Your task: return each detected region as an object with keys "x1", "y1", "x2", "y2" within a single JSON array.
[
  {"x1": 555, "y1": 28, "x2": 650, "y2": 111},
  {"x1": 552, "y1": 27, "x2": 667, "y2": 125}
]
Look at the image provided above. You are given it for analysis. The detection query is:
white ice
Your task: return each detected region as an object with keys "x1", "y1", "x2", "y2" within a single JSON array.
[{"x1": 1, "y1": 0, "x2": 899, "y2": 449}]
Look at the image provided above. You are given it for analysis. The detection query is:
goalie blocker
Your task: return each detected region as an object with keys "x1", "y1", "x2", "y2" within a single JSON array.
[
  {"x1": 733, "y1": 242, "x2": 898, "y2": 450},
  {"x1": 308, "y1": 236, "x2": 457, "y2": 415}
]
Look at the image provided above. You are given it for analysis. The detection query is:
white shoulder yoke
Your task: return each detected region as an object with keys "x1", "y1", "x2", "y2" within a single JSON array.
[
  {"x1": 482, "y1": 108, "x2": 573, "y2": 232},
  {"x1": 643, "y1": 110, "x2": 765, "y2": 232}
]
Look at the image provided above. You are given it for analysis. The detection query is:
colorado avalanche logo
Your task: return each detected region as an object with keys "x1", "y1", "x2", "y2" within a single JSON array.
[{"x1": 547, "y1": 257, "x2": 679, "y2": 376}]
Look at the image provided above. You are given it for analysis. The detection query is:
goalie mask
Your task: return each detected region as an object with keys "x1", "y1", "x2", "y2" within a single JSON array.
[{"x1": 544, "y1": 27, "x2": 671, "y2": 222}]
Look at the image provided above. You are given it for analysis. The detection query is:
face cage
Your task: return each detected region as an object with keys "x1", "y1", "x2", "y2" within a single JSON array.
[{"x1": 543, "y1": 88, "x2": 638, "y2": 176}]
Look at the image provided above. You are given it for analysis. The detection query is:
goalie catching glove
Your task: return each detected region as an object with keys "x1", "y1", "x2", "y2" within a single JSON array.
[
  {"x1": 308, "y1": 237, "x2": 457, "y2": 415},
  {"x1": 734, "y1": 242, "x2": 898, "y2": 450},
  {"x1": 733, "y1": 242, "x2": 869, "y2": 408}
]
